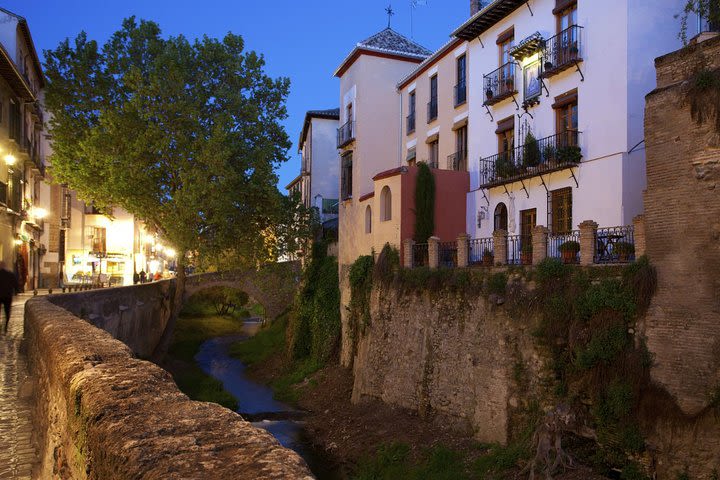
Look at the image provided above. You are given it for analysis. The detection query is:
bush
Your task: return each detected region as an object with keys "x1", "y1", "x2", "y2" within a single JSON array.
[
  {"x1": 523, "y1": 132, "x2": 541, "y2": 168},
  {"x1": 576, "y1": 323, "x2": 631, "y2": 370},
  {"x1": 534, "y1": 258, "x2": 569, "y2": 286},
  {"x1": 414, "y1": 162, "x2": 435, "y2": 243},
  {"x1": 349, "y1": 255, "x2": 375, "y2": 336},
  {"x1": 622, "y1": 255, "x2": 657, "y2": 313},
  {"x1": 614, "y1": 241, "x2": 635, "y2": 256},
  {"x1": 558, "y1": 240, "x2": 580, "y2": 253},
  {"x1": 487, "y1": 272, "x2": 508, "y2": 296},
  {"x1": 574, "y1": 279, "x2": 637, "y2": 323}
]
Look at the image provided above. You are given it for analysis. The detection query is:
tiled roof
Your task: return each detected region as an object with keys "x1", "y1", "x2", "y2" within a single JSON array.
[
  {"x1": 358, "y1": 28, "x2": 433, "y2": 58},
  {"x1": 299, "y1": 107, "x2": 340, "y2": 151},
  {"x1": 335, "y1": 28, "x2": 431, "y2": 77}
]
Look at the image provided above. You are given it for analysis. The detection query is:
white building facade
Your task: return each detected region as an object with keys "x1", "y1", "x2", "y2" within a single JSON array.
[{"x1": 457, "y1": 0, "x2": 688, "y2": 257}]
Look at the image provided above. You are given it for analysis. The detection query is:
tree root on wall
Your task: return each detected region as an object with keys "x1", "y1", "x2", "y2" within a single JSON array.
[{"x1": 519, "y1": 404, "x2": 596, "y2": 480}]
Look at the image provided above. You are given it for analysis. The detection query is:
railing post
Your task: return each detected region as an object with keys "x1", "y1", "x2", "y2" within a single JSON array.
[
  {"x1": 457, "y1": 233, "x2": 469, "y2": 268},
  {"x1": 633, "y1": 215, "x2": 646, "y2": 259},
  {"x1": 428, "y1": 236, "x2": 440, "y2": 269},
  {"x1": 403, "y1": 239, "x2": 414, "y2": 269},
  {"x1": 579, "y1": 220, "x2": 598, "y2": 266},
  {"x1": 532, "y1": 226, "x2": 549, "y2": 266},
  {"x1": 493, "y1": 229, "x2": 508, "y2": 265}
]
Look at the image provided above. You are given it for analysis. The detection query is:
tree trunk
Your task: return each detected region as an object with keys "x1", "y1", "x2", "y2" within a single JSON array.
[{"x1": 151, "y1": 258, "x2": 186, "y2": 363}]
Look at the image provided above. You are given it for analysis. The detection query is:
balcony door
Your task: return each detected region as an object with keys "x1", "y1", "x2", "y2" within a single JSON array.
[
  {"x1": 551, "y1": 187, "x2": 572, "y2": 234},
  {"x1": 556, "y1": 97, "x2": 578, "y2": 146},
  {"x1": 520, "y1": 208, "x2": 536, "y2": 249}
]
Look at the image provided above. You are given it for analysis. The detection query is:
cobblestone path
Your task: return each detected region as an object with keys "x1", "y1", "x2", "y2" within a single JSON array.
[{"x1": 0, "y1": 294, "x2": 38, "y2": 479}]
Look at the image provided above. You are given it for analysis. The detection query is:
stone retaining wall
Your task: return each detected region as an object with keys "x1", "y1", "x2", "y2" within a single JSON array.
[{"x1": 25, "y1": 297, "x2": 313, "y2": 479}]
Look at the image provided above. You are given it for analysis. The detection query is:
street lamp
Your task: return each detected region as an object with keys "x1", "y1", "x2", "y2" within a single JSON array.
[
  {"x1": 33, "y1": 207, "x2": 47, "y2": 220},
  {"x1": 4, "y1": 154, "x2": 16, "y2": 166}
]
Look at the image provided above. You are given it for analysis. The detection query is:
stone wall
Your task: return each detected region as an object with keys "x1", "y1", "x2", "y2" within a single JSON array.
[
  {"x1": 25, "y1": 296, "x2": 313, "y2": 479},
  {"x1": 48, "y1": 280, "x2": 175, "y2": 359},
  {"x1": 643, "y1": 35, "x2": 720, "y2": 416},
  {"x1": 351, "y1": 280, "x2": 548, "y2": 444}
]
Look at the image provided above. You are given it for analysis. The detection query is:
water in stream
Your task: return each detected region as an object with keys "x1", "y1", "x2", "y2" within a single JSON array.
[{"x1": 194, "y1": 319, "x2": 344, "y2": 479}]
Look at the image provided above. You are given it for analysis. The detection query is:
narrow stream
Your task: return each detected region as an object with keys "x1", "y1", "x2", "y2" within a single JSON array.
[{"x1": 194, "y1": 319, "x2": 345, "y2": 479}]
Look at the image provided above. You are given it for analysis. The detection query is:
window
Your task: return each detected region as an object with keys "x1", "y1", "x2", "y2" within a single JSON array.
[
  {"x1": 498, "y1": 29, "x2": 515, "y2": 90},
  {"x1": 408, "y1": 91, "x2": 416, "y2": 134},
  {"x1": 455, "y1": 54, "x2": 467, "y2": 106},
  {"x1": 428, "y1": 139, "x2": 439, "y2": 168},
  {"x1": 365, "y1": 206, "x2": 372, "y2": 233},
  {"x1": 496, "y1": 116, "x2": 514, "y2": 155},
  {"x1": 551, "y1": 187, "x2": 573, "y2": 234},
  {"x1": 494, "y1": 203, "x2": 508, "y2": 231},
  {"x1": 341, "y1": 152, "x2": 353, "y2": 200},
  {"x1": 89, "y1": 226, "x2": 107, "y2": 254},
  {"x1": 557, "y1": 2, "x2": 577, "y2": 32},
  {"x1": 428, "y1": 75, "x2": 438, "y2": 122},
  {"x1": 520, "y1": 209, "x2": 537, "y2": 250},
  {"x1": 380, "y1": 186, "x2": 392, "y2": 222},
  {"x1": 452, "y1": 126, "x2": 467, "y2": 171},
  {"x1": 555, "y1": 91, "x2": 578, "y2": 146}
]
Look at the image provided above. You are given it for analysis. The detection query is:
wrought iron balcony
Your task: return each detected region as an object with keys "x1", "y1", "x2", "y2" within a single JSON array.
[
  {"x1": 447, "y1": 150, "x2": 467, "y2": 171},
  {"x1": 541, "y1": 25, "x2": 583, "y2": 79},
  {"x1": 427, "y1": 100, "x2": 438, "y2": 123},
  {"x1": 337, "y1": 120, "x2": 355, "y2": 148},
  {"x1": 454, "y1": 82, "x2": 467, "y2": 107},
  {"x1": 478, "y1": 131, "x2": 582, "y2": 188},
  {"x1": 483, "y1": 62, "x2": 517, "y2": 106},
  {"x1": 407, "y1": 112, "x2": 416, "y2": 135}
]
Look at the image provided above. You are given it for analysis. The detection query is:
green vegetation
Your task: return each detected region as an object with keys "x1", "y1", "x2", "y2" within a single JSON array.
[
  {"x1": 414, "y1": 162, "x2": 436, "y2": 243},
  {"x1": 229, "y1": 313, "x2": 287, "y2": 366},
  {"x1": 679, "y1": 0, "x2": 720, "y2": 43},
  {"x1": 193, "y1": 286, "x2": 249, "y2": 316},
  {"x1": 352, "y1": 443, "x2": 468, "y2": 480},
  {"x1": 487, "y1": 272, "x2": 508, "y2": 296},
  {"x1": 522, "y1": 131, "x2": 541, "y2": 168},
  {"x1": 167, "y1": 297, "x2": 249, "y2": 409}
]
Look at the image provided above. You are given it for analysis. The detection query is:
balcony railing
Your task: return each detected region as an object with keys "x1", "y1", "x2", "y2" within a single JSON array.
[
  {"x1": 337, "y1": 120, "x2": 355, "y2": 148},
  {"x1": 413, "y1": 243, "x2": 429, "y2": 267},
  {"x1": 594, "y1": 226, "x2": 635, "y2": 264},
  {"x1": 483, "y1": 62, "x2": 517, "y2": 106},
  {"x1": 454, "y1": 83, "x2": 467, "y2": 107},
  {"x1": 469, "y1": 237, "x2": 494, "y2": 265},
  {"x1": 407, "y1": 112, "x2": 416, "y2": 135},
  {"x1": 439, "y1": 241, "x2": 457, "y2": 268},
  {"x1": 427, "y1": 100, "x2": 438, "y2": 123},
  {"x1": 541, "y1": 25, "x2": 583, "y2": 78},
  {"x1": 478, "y1": 130, "x2": 582, "y2": 188},
  {"x1": 447, "y1": 150, "x2": 467, "y2": 171},
  {"x1": 548, "y1": 230, "x2": 580, "y2": 264}
]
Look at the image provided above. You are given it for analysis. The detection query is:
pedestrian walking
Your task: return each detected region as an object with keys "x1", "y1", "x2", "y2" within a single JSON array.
[{"x1": 0, "y1": 261, "x2": 18, "y2": 333}]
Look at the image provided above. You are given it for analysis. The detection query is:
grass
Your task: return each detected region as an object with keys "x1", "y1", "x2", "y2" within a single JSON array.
[
  {"x1": 353, "y1": 443, "x2": 469, "y2": 480},
  {"x1": 229, "y1": 313, "x2": 288, "y2": 366},
  {"x1": 271, "y1": 357, "x2": 323, "y2": 403},
  {"x1": 166, "y1": 297, "x2": 248, "y2": 410}
]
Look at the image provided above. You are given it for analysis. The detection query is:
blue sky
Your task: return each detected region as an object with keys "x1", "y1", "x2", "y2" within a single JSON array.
[{"x1": 11, "y1": 0, "x2": 469, "y2": 192}]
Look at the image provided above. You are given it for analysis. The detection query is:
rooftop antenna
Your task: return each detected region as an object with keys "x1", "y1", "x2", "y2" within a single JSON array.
[
  {"x1": 410, "y1": 0, "x2": 427, "y2": 39},
  {"x1": 386, "y1": 4, "x2": 395, "y2": 28}
]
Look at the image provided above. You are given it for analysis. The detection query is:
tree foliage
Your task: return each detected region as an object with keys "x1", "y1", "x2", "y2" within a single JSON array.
[
  {"x1": 678, "y1": 0, "x2": 720, "y2": 43},
  {"x1": 43, "y1": 17, "x2": 292, "y2": 267},
  {"x1": 194, "y1": 286, "x2": 249, "y2": 316},
  {"x1": 413, "y1": 162, "x2": 435, "y2": 243}
]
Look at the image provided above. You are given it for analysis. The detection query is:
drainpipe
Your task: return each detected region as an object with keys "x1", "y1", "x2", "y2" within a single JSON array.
[{"x1": 398, "y1": 89, "x2": 403, "y2": 168}]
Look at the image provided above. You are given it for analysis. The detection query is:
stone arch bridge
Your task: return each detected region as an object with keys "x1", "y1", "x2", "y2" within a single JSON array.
[{"x1": 184, "y1": 261, "x2": 301, "y2": 321}]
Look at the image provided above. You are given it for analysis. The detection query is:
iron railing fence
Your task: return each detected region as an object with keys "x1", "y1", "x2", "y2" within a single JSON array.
[
  {"x1": 483, "y1": 62, "x2": 517, "y2": 105},
  {"x1": 478, "y1": 130, "x2": 581, "y2": 187},
  {"x1": 447, "y1": 150, "x2": 468, "y2": 171},
  {"x1": 542, "y1": 25, "x2": 584, "y2": 77},
  {"x1": 413, "y1": 243, "x2": 429, "y2": 268},
  {"x1": 438, "y1": 241, "x2": 457, "y2": 268},
  {"x1": 548, "y1": 230, "x2": 580, "y2": 264},
  {"x1": 336, "y1": 120, "x2": 355, "y2": 148},
  {"x1": 595, "y1": 225, "x2": 635, "y2": 264},
  {"x1": 469, "y1": 237, "x2": 494, "y2": 266},
  {"x1": 508, "y1": 235, "x2": 522, "y2": 265},
  {"x1": 455, "y1": 82, "x2": 467, "y2": 106}
]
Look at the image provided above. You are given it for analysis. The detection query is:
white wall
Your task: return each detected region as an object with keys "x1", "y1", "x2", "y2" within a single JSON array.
[{"x1": 310, "y1": 116, "x2": 340, "y2": 207}]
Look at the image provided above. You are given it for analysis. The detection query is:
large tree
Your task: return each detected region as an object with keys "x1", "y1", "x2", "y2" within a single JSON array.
[
  {"x1": 44, "y1": 18, "x2": 291, "y2": 358},
  {"x1": 679, "y1": 0, "x2": 720, "y2": 42}
]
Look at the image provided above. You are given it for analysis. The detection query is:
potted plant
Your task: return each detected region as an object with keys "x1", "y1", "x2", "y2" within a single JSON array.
[
  {"x1": 496, "y1": 154, "x2": 516, "y2": 179},
  {"x1": 486, "y1": 87, "x2": 494, "y2": 100},
  {"x1": 521, "y1": 243, "x2": 533, "y2": 265},
  {"x1": 613, "y1": 241, "x2": 635, "y2": 262},
  {"x1": 544, "y1": 60, "x2": 554, "y2": 71},
  {"x1": 523, "y1": 132, "x2": 541, "y2": 170},
  {"x1": 556, "y1": 145, "x2": 582, "y2": 164},
  {"x1": 542, "y1": 144, "x2": 556, "y2": 166},
  {"x1": 504, "y1": 77, "x2": 514, "y2": 91},
  {"x1": 482, "y1": 248, "x2": 494, "y2": 266},
  {"x1": 558, "y1": 240, "x2": 580, "y2": 264}
]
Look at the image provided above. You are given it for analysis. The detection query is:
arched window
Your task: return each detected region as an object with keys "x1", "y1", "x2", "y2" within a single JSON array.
[
  {"x1": 494, "y1": 203, "x2": 508, "y2": 231},
  {"x1": 365, "y1": 206, "x2": 372, "y2": 234},
  {"x1": 380, "y1": 186, "x2": 392, "y2": 222}
]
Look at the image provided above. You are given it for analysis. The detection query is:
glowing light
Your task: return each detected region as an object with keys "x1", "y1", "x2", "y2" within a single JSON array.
[
  {"x1": 33, "y1": 207, "x2": 48, "y2": 219},
  {"x1": 155, "y1": 244, "x2": 164, "y2": 252},
  {"x1": 13, "y1": 239, "x2": 22, "y2": 245},
  {"x1": 4, "y1": 154, "x2": 16, "y2": 166},
  {"x1": 165, "y1": 248, "x2": 176, "y2": 258}
]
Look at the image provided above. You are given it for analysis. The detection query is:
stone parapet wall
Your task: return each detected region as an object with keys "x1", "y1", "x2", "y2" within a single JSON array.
[{"x1": 25, "y1": 297, "x2": 313, "y2": 479}]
